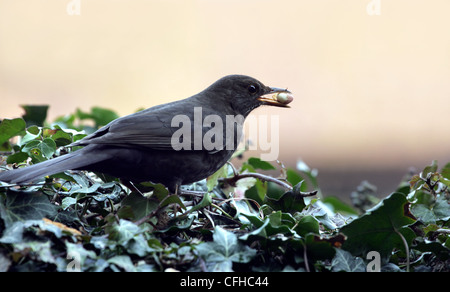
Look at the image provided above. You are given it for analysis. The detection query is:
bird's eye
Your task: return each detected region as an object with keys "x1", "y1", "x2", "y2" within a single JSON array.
[{"x1": 247, "y1": 85, "x2": 258, "y2": 94}]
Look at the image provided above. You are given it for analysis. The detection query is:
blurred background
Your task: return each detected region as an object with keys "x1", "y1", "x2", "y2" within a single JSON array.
[{"x1": 1, "y1": 0, "x2": 449, "y2": 199}]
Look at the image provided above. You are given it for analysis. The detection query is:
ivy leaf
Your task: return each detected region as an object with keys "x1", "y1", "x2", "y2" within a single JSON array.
[
  {"x1": 105, "y1": 219, "x2": 154, "y2": 257},
  {"x1": 321, "y1": 196, "x2": 358, "y2": 215},
  {"x1": 106, "y1": 219, "x2": 145, "y2": 243},
  {"x1": 0, "y1": 220, "x2": 42, "y2": 244},
  {"x1": 247, "y1": 157, "x2": 276, "y2": 171},
  {"x1": 294, "y1": 215, "x2": 320, "y2": 237},
  {"x1": 185, "y1": 192, "x2": 212, "y2": 214},
  {"x1": 22, "y1": 138, "x2": 57, "y2": 161},
  {"x1": 413, "y1": 240, "x2": 450, "y2": 261},
  {"x1": 421, "y1": 160, "x2": 438, "y2": 178},
  {"x1": 411, "y1": 194, "x2": 450, "y2": 224},
  {"x1": 6, "y1": 152, "x2": 29, "y2": 164},
  {"x1": 265, "y1": 182, "x2": 307, "y2": 214},
  {"x1": 107, "y1": 255, "x2": 137, "y2": 272},
  {"x1": 341, "y1": 192, "x2": 417, "y2": 261},
  {"x1": 44, "y1": 126, "x2": 74, "y2": 147},
  {"x1": 157, "y1": 215, "x2": 196, "y2": 234},
  {"x1": 265, "y1": 211, "x2": 296, "y2": 236},
  {"x1": 0, "y1": 118, "x2": 26, "y2": 150},
  {"x1": 19, "y1": 126, "x2": 41, "y2": 146},
  {"x1": 286, "y1": 169, "x2": 303, "y2": 187},
  {"x1": 195, "y1": 226, "x2": 257, "y2": 272},
  {"x1": 13, "y1": 241, "x2": 56, "y2": 264},
  {"x1": 206, "y1": 164, "x2": 228, "y2": 192},
  {"x1": 331, "y1": 248, "x2": 366, "y2": 272},
  {"x1": 120, "y1": 192, "x2": 159, "y2": 222},
  {"x1": 0, "y1": 190, "x2": 59, "y2": 229},
  {"x1": 441, "y1": 163, "x2": 450, "y2": 181},
  {"x1": 61, "y1": 197, "x2": 77, "y2": 210},
  {"x1": 290, "y1": 233, "x2": 342, "y2": 262},
  {"x1": 21, "y1": 105, "x2": 49, "y2": 127},
  {"x1": 239, "y1": 216, "x2": 271, "y2": 240},
  {"x1": 137, "y1": 182, "x2": 185, "y2": 210},
  {"x1": 77, "y1": 107, "x2": 119, "y2": 128}
]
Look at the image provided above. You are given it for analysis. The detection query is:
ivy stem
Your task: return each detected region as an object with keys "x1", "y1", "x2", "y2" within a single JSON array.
[
  {"x1": 303, "y1": 243, "x2": 310, "y2": 273},
  {"x1": 394, "y1": 228, "x2": 410, "y2": 272}
]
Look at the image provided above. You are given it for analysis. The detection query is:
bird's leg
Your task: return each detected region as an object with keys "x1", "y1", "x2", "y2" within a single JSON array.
[{"x1": 171, "y1": 178, "x2": 184, "y2": 196}]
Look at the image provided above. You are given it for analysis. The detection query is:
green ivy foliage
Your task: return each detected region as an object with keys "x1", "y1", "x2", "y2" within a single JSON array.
[{"x1": 0, "y1": 106, "x2": 449, "y2": 272}]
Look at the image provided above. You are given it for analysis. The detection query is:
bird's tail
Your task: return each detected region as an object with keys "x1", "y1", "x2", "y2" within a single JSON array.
[{"x1": 0, "y1": 148, "x2": 104, "y2": 185}]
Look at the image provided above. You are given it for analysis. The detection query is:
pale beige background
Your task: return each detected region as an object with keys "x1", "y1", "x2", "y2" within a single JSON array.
[{"x1": 1, "y1": 0, "x2": 449, "y2": 196}]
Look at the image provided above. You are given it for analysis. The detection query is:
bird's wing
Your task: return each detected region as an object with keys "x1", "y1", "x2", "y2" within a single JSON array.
[
  {"x1": 71, "y1": 113, "x2": 178, "y2": 150},
  {"x1": 70, "y1": 100, "x2": 241, "y2": 153}
]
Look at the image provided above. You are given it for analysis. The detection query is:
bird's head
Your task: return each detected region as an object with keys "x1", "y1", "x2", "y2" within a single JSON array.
[{"x1": 204, "y1": 75, "x2": 293, "y2": 117}]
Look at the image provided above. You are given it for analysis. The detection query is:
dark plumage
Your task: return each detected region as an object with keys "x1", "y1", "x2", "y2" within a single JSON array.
[{"x1": 0, "y1": 75, "x2": 292, "y2": 192}]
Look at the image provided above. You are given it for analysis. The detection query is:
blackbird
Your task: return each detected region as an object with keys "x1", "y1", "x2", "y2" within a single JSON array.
[{"x1": 0, "y1": 75, "x2": 292, "y2": 192}]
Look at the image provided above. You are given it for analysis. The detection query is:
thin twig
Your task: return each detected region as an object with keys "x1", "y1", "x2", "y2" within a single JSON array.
[
  {"x1": 222, "y1": 172, "x2": 319, "y2": 198},
  {"x1": 222, "y1": 172, "x2": 292, "y2": 191},
  {"x1": 303, "y1": 243, "x2": 310, "y2": 272},
  {"x1": 202, "y1": 209, "x2": 215, "y2": 229},
  {"x1": 211, "y1": 203, "x2": 234, "y2": 219},
  {"x1": 226, "y1": 161, "x2": 238, "y2": 177},
  {"x1": 180, "y1": 189, "x2": 227, "y2": 202},
  {"x1": 394, "y1": 228, "x2": 410, "y2": 272}
]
